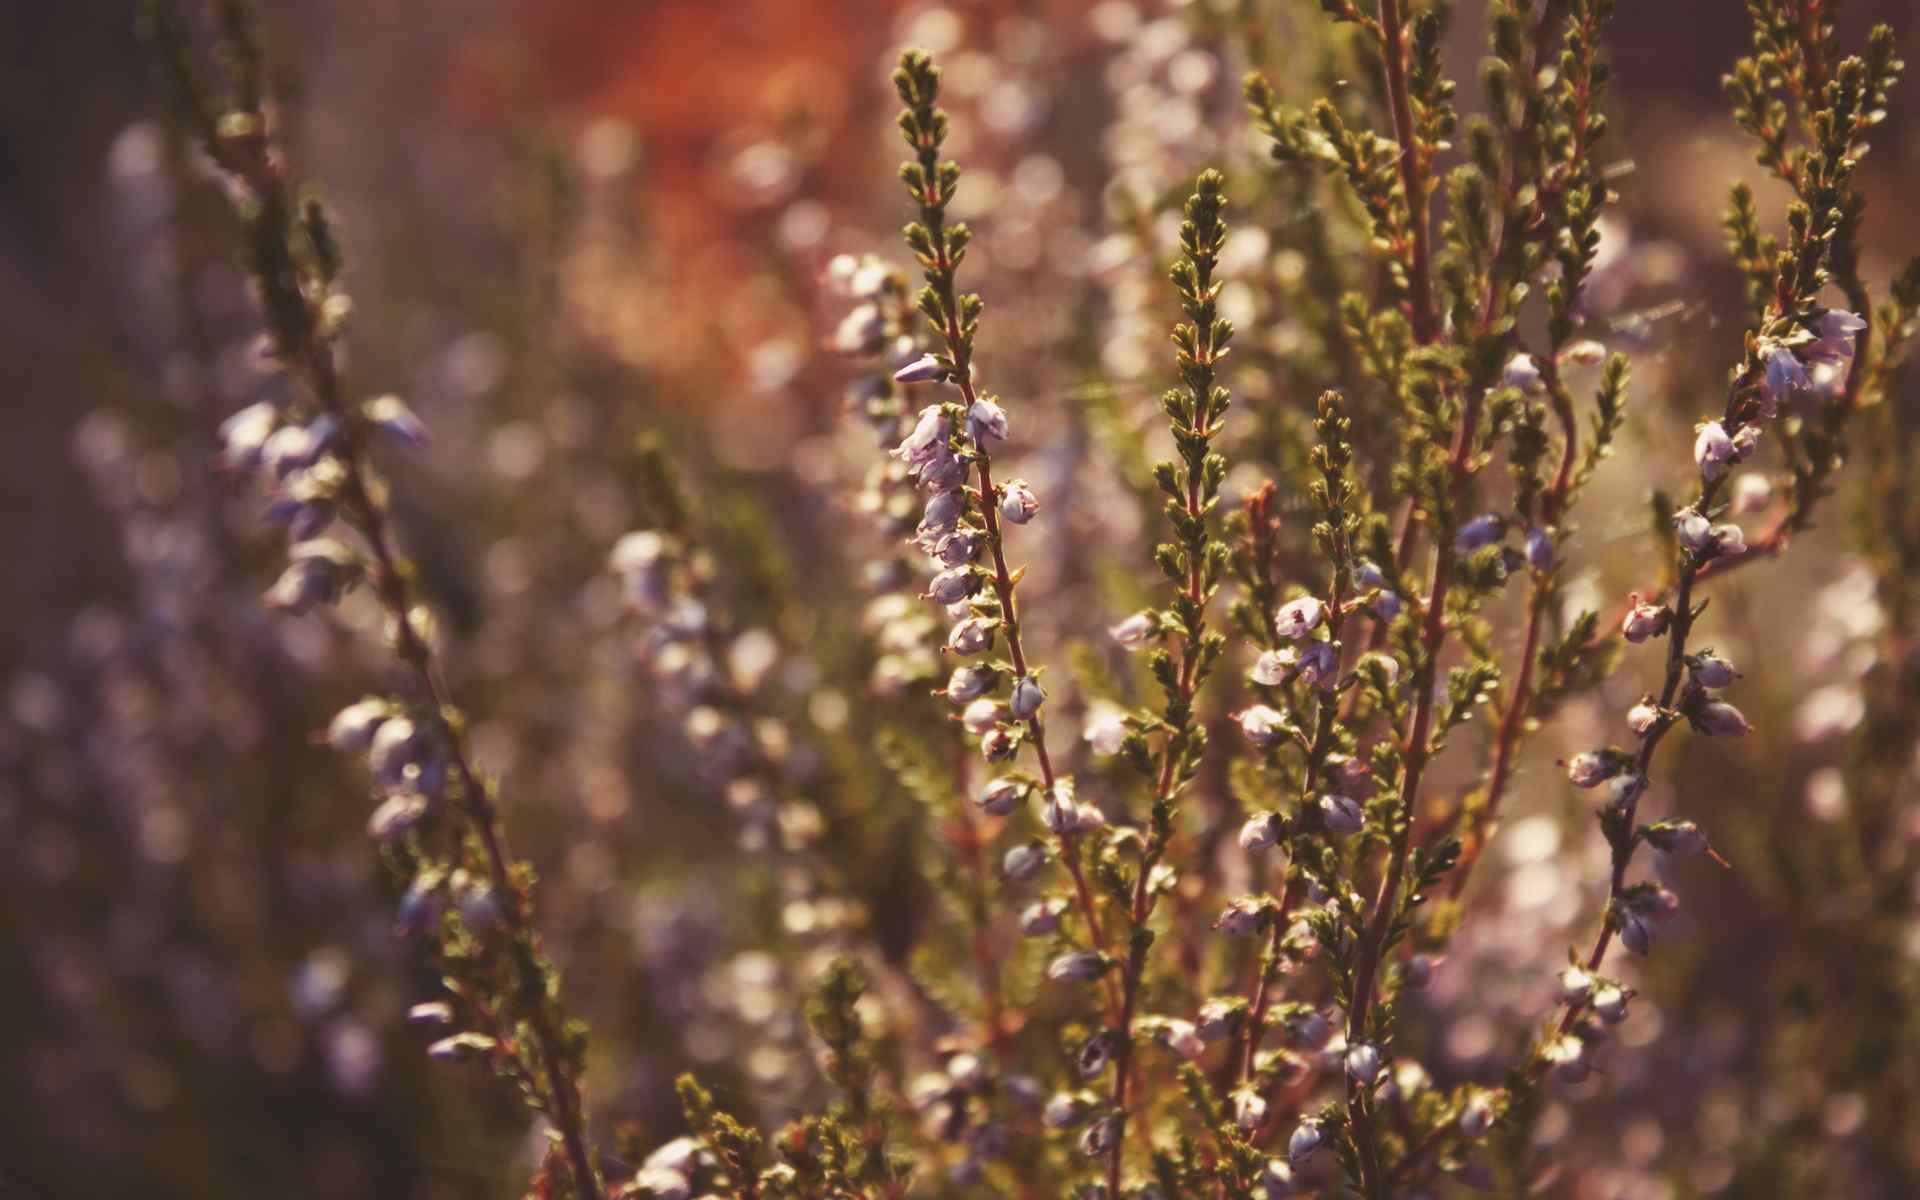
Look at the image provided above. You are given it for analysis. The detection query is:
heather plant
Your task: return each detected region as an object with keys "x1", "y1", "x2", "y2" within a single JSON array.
[{"x1": 44, "y1": 0, "x2": 1915, "y2": 1197}]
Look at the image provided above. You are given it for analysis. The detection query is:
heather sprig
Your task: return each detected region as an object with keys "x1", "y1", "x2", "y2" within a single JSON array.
[
  {"x1": 146, "y1": 4, "x2": 601, "y2": 1195},
  {"x1": 1516, "y1": 0, "x2": 1912, "y2": 1128},
  {"x1": 1098, "y1": 168, "x2": 1236, "y2": 1193}
]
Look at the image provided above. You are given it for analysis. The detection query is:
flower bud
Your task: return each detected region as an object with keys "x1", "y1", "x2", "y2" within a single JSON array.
[
  {"x1": 999, "y1": 478, "x2": 1039, "y2": 524},
  {"x1": 1355, "y1": 558, "x2": 1387, "y2": 589},
  {"x1": 266, "y1": 539, "x2": 361, "y2": 612},
  {"x1": 1345, "y1": 1041, "x2": 1383, "y2": 1084},
  {"x1": 1002, "y1": 841, "x2": 1047, "y2": 881},
  {"x1": 1627, "y1": 699, "x2": 1662, "y2": 736},
  {"x1": 629, "y1": 1167, "x2": 691, "y2": 1200},
  {"x1": 407, "y1": 1000, "x2": 453, "y2": 1025},
  {"x1": 1047, "y1": 949, "x2": 1110, "y2": 984},
  {"x1": 1250, "y1": 648, "x2": 1292, "y2": 687},
  {"x1": 1043, "y1": 1091, "x2": 1095, "y2": 1129},
  {"x1": 1730, "y1": 425, "x2": 1761, "y2": 461},
  {"x1": 1557, "y1": 965, "x2": 1595, "y2": 1005},
  {"x1": 363, "y1": 394, "x2": 429, "y2": 449},
  {"x1": 1109, "y1": 610, "x2": 1157, "y2": 650},
  {"x1": 1542, "y1": 1034, "x2": 1589, "y2": 1083},
  {"x1": 967, "y1": 397, "x2": 1008, "y2": 442},
  {"x1": 893, "y1": 405, "x2": 949, "y2": 467},
  {"x1": 1295, "y1": 640, "x2": 1337, "y2": 690},
  {"x1": 1232, "y1": 1088, "x2": 1268, "y2": 1131},
  {"x1": 1319, "y1": 793, "x2": 1364, "y2": 834},
  {"x1": 1620, "y1": 598, "x2": 1671, "y2": 643},
  {"x1": 1404, "y1": 953, "x2": 1434, "y2": 990},
  {"x1": 219, "y1": 401, "x2": 280, "y2": 468},
  {"x1": 935, "y1": 528, "x2": 981, "y2": 567},
  {"x1": 328, "y1": 697, "x2": 394, "y2": 752},
  {"x1": 1764, "y1": 344, "x2": 1811, "y2": 405},
  {"x1": 1454, "y1": 513, "x2": 1505, "y2": 554},
  {"x1": 948, "y1": 617, "x2": 994, "y2": 656},
  {"x1": 1695, "y1": 700, "x2": 1752, "y2": 736},
  {"x1": 1605, "y1": 771, "x2": 1646, "y2": 808},
  {"x1": 367, "y1": 792, "x2": 431, "y2": 842},
  {"x1": 1274, "y1": 596, "x2": 1326, "y2": 640},
  {"x1": 1694, "y1": 421, "x2": 1734, "y2": 479},
  {"x1": 926, "y1": 566, "x2": 979, "y2": 604},
  {"x1": 1079, "y1": 1113, "x2": 1121, "y2": 1157},
  {"x1": 1040, "y1": 782, "x2": 1079, "y2": 834},
  {"x1": 1286, "y1": 1009, "x2": 1333, "y2": 1048},
  {"x1": 1566, "y1": 752, "x2": 1616, "y2": 787},
  {"x1": 427, "y1": 1032, "x2": 497, "y2": 1062},
  {"x1": 1690, "y1": 652, "x2": 1739, "y2": 688},
  {"x1": 1287, "y1": 1118, "x2": 1326, "y2": 1162},
  {"x1": 1459, "y1": 1092, "x2": 1497, "y2": 1137},
  {"x1": 980, "y1": 727, "x2": 1017, "y2": 762},
  {"x1": 1810, "y1": 308, "x2": 1868, "y2": 361},
  {"x1": 1239, "y1": 810, "x2": 1283, "y2": 852},
  {"x1": 1560, "y1": 338, "x2": 1606, "y2": 366},
  {"x1": 961, "y1": 698, "x2": 1002, "y2": 735},
  {"x1": 1619, "y1": 909, "x2": 1657, "y2": 956},
  {"x1": 1009, "y1": 675, "x2": 1046, "y2": 718},
  {"x1": 1261, "y1": 1158, "x2": 1298, "y2": 1198},
  {"x1": 1643, "y1": 819, "x2": 1709, "y2": 857},
  {"x1": 1673, "y1": 509, "x2": 1712, "y2": 551},
  {"x1": 1216, "y1": 897, "x2": 1267, "y2": 937},
  {"x1": 1236, "y1": 704, "x2": 1288, "y2": 748},
  {"x1": 945, "y1": 665, "x2": 998, "y2": 704},
  {"x1": 1146, "y1": 1017, "x2": 1204, "y2": 1060},
  {"x1": 1195, "y1": 998, "x2": 1247, "y2": 1042},
  {"x1": 1591, "y1": 985, "x2": 1630, "y2": 1024},
  {"x1": 977, "y1": 776, "x2": 1029, "y2": 816},
  {"x1": 1019, "y1": 897, "x2": 1067, "y2": 937},
  {"x1": 1503, "y1": 353, "x2": 1543, "y2": 393},
  {"x1": 894, "y1": 353, "x2": 946, "y2": 384},
  {"x1": 367, "y1": 716, "x2": 421, "y2": 788},
  {"x1": 1524, "y1": 527, "x2": 1555, "y2": 572},
  {"x1": 1372, "y1": 589, "x2": 1403, "y2": 620}
]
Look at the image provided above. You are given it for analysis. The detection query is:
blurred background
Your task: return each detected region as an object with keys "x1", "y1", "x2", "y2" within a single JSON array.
[{"x1": 2, "y1": 1, "x2": 1917, "y2": 1198}]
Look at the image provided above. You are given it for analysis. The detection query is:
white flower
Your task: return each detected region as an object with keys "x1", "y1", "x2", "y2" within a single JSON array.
[{"x1": 1274, "y1": 595, "x2": 1326, "y2": 640}]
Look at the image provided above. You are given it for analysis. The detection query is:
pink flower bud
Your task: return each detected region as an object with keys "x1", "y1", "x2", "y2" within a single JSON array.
[
  {"x1": 1109, "y1": 610, "x2": 1157, "y2": 649},
  {"x1": 1459, "y1": 1092, "x2": 1497, "y2": 1137},
  {"x1": 1002, "y1": 842, "x2": 1047, "y2": 881},
  {"x1": 1274, "y1": 595, "x2": 1326, "y2": 640},
  {"x1": 1690, "y1": 652, "x2": 1739, "y2": 688},
  {"x1": 1566, "y1": 752, "x2": 1614, "y2": 787},
  {"x1": 925, "y1": 566, "x2": 979, "y2": 604},
  {"x1": 1196, "y1": 998, "x2": 1247, "y2": 1042},
  {"x1": 998, "y1": 478, "x2": 1039, "y2": 524},
  {"x1": 977, "y1": 776, "x2": 1028, "y2": 816},
  {"x1": 1592, "y1": 985, "x2": 1630, "y2": 1024},
  {"x1": 1019, "y1": 897, "x2": 1067, "y2": 936},
  {"x1": 1673, "y1": 509, "x2": 1712, "y2": 551},
  {"x1": 1560, "y1": 338, "x2": 1606, "y2": 366},
  {"x1": 1288, "y1": 1118, "x2": 1326, "y2": 1162},
  {"x1": 961, "y1": 698, "x2": 1001, "y2": 734},
  {"x1": 1216, "y1": 897, "x2": 1267, "y2": 937},
  {"x1": 967, "y1": 397, "x2": 1008, "y2": 442},
  {"x1": 1047, "y1": 950, "x2": 1110, "y2": 983},
  {"x1": 1232, "y1": 1087, "x2": 1268, "y2": 1131},
  {"x1": 1627, "y1": 699, "x2": 1662, "y2": 736},
  {"x1": 1236, "y1": 704, "x2": 1288, "y2": 747},
  {"x1": 1694, "y1": 421, "x2": 1734, "y2": 479},
  {"x1": 1558, "y1": 965, "x2": 1595, "y2": 1005},
  {"x1": 1696, "y1": 700, "x2": 1752, "y2": 736},
  {"x1": 1503, "y1": 353, "x2": 1543, "y2": 392},
  {"x1": 1239, "y1": 810, "x2": 1283, "y2": 852},
  {"x1": 893, "y1": 353, "x2": 946, "y2": 384},
  {"x1": 364, "y1": 394, "x2": 429, "y2": 449},
  {"x1": 1296, "y1": 640, "x2": 1338, "y2": 690},
  {"x1": 947, "y1": 617, "x2": 994, "y2": 656},
  {"x1": 1009, "y1": 675, "x2": 1046, "y2": 718},
  {"x1": 1083, "y1": 702, "x2": 1128, "y2": 757},
  {"x1": 1621, "y1": 598, "x2": 1671, "y2": 643}
]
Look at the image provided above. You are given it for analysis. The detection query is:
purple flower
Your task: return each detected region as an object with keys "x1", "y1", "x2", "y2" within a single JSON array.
[
  {"x1": 1627, "y1": 699, "x2": 1662, "y2": 736},
  {"x1": 1807, "y1": 309, "x2": 1868, "y2": 362},
  {"x1": 1238, "y1": 810, "x2": 1283, "y2": 852},
  {"x1": 1046, "y1": 950, "x2": 1110, "y2": 983},
  {"x1": 1319, "y1": 793, "x2": 1364, "y2": 834},
  {"x1": 364, "y1": 394, "x2": 429, "y2": 449},
  {"x1": 892, "y1": 405, "x2": 949, "y2": 467},
  {"x1": 1345, "y1": 1041, "x2": 1383, "y2": 1084},
  {"x1": 1524, "y1": 526, "x2": 1555, "y2": 572},
  {"x1": 1763, "y1": 344, "x2": 1810, "y2": 407},
  {"x1": 1288, "y1": 1118, "x2": 1326, "y2": 1162},
  {"x1": 1296, "y1": 640, "x2": 1338, "y2": 690},
  {"x1": 1691, "y1": 652, "x2": 1740, "y2": 688},
  {"x1": 948, "y1": 617, "x2": 994, "y2": 656},
  {"x1": 945, "y1": 665, "x2": 998, "y2": 703},
  {"x1": 925, "y1": 566, "x2": 978, "y2": 604},
  {"x1": 1454, "y1": 513, "x2": 1505, "y2": 554},
  {"x1": 1566, "y1": 751, "x2": 1615, "y2": 788},
  {"x1": 1503, "y1": 352, "x2": 1543, "y2": 393}
]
